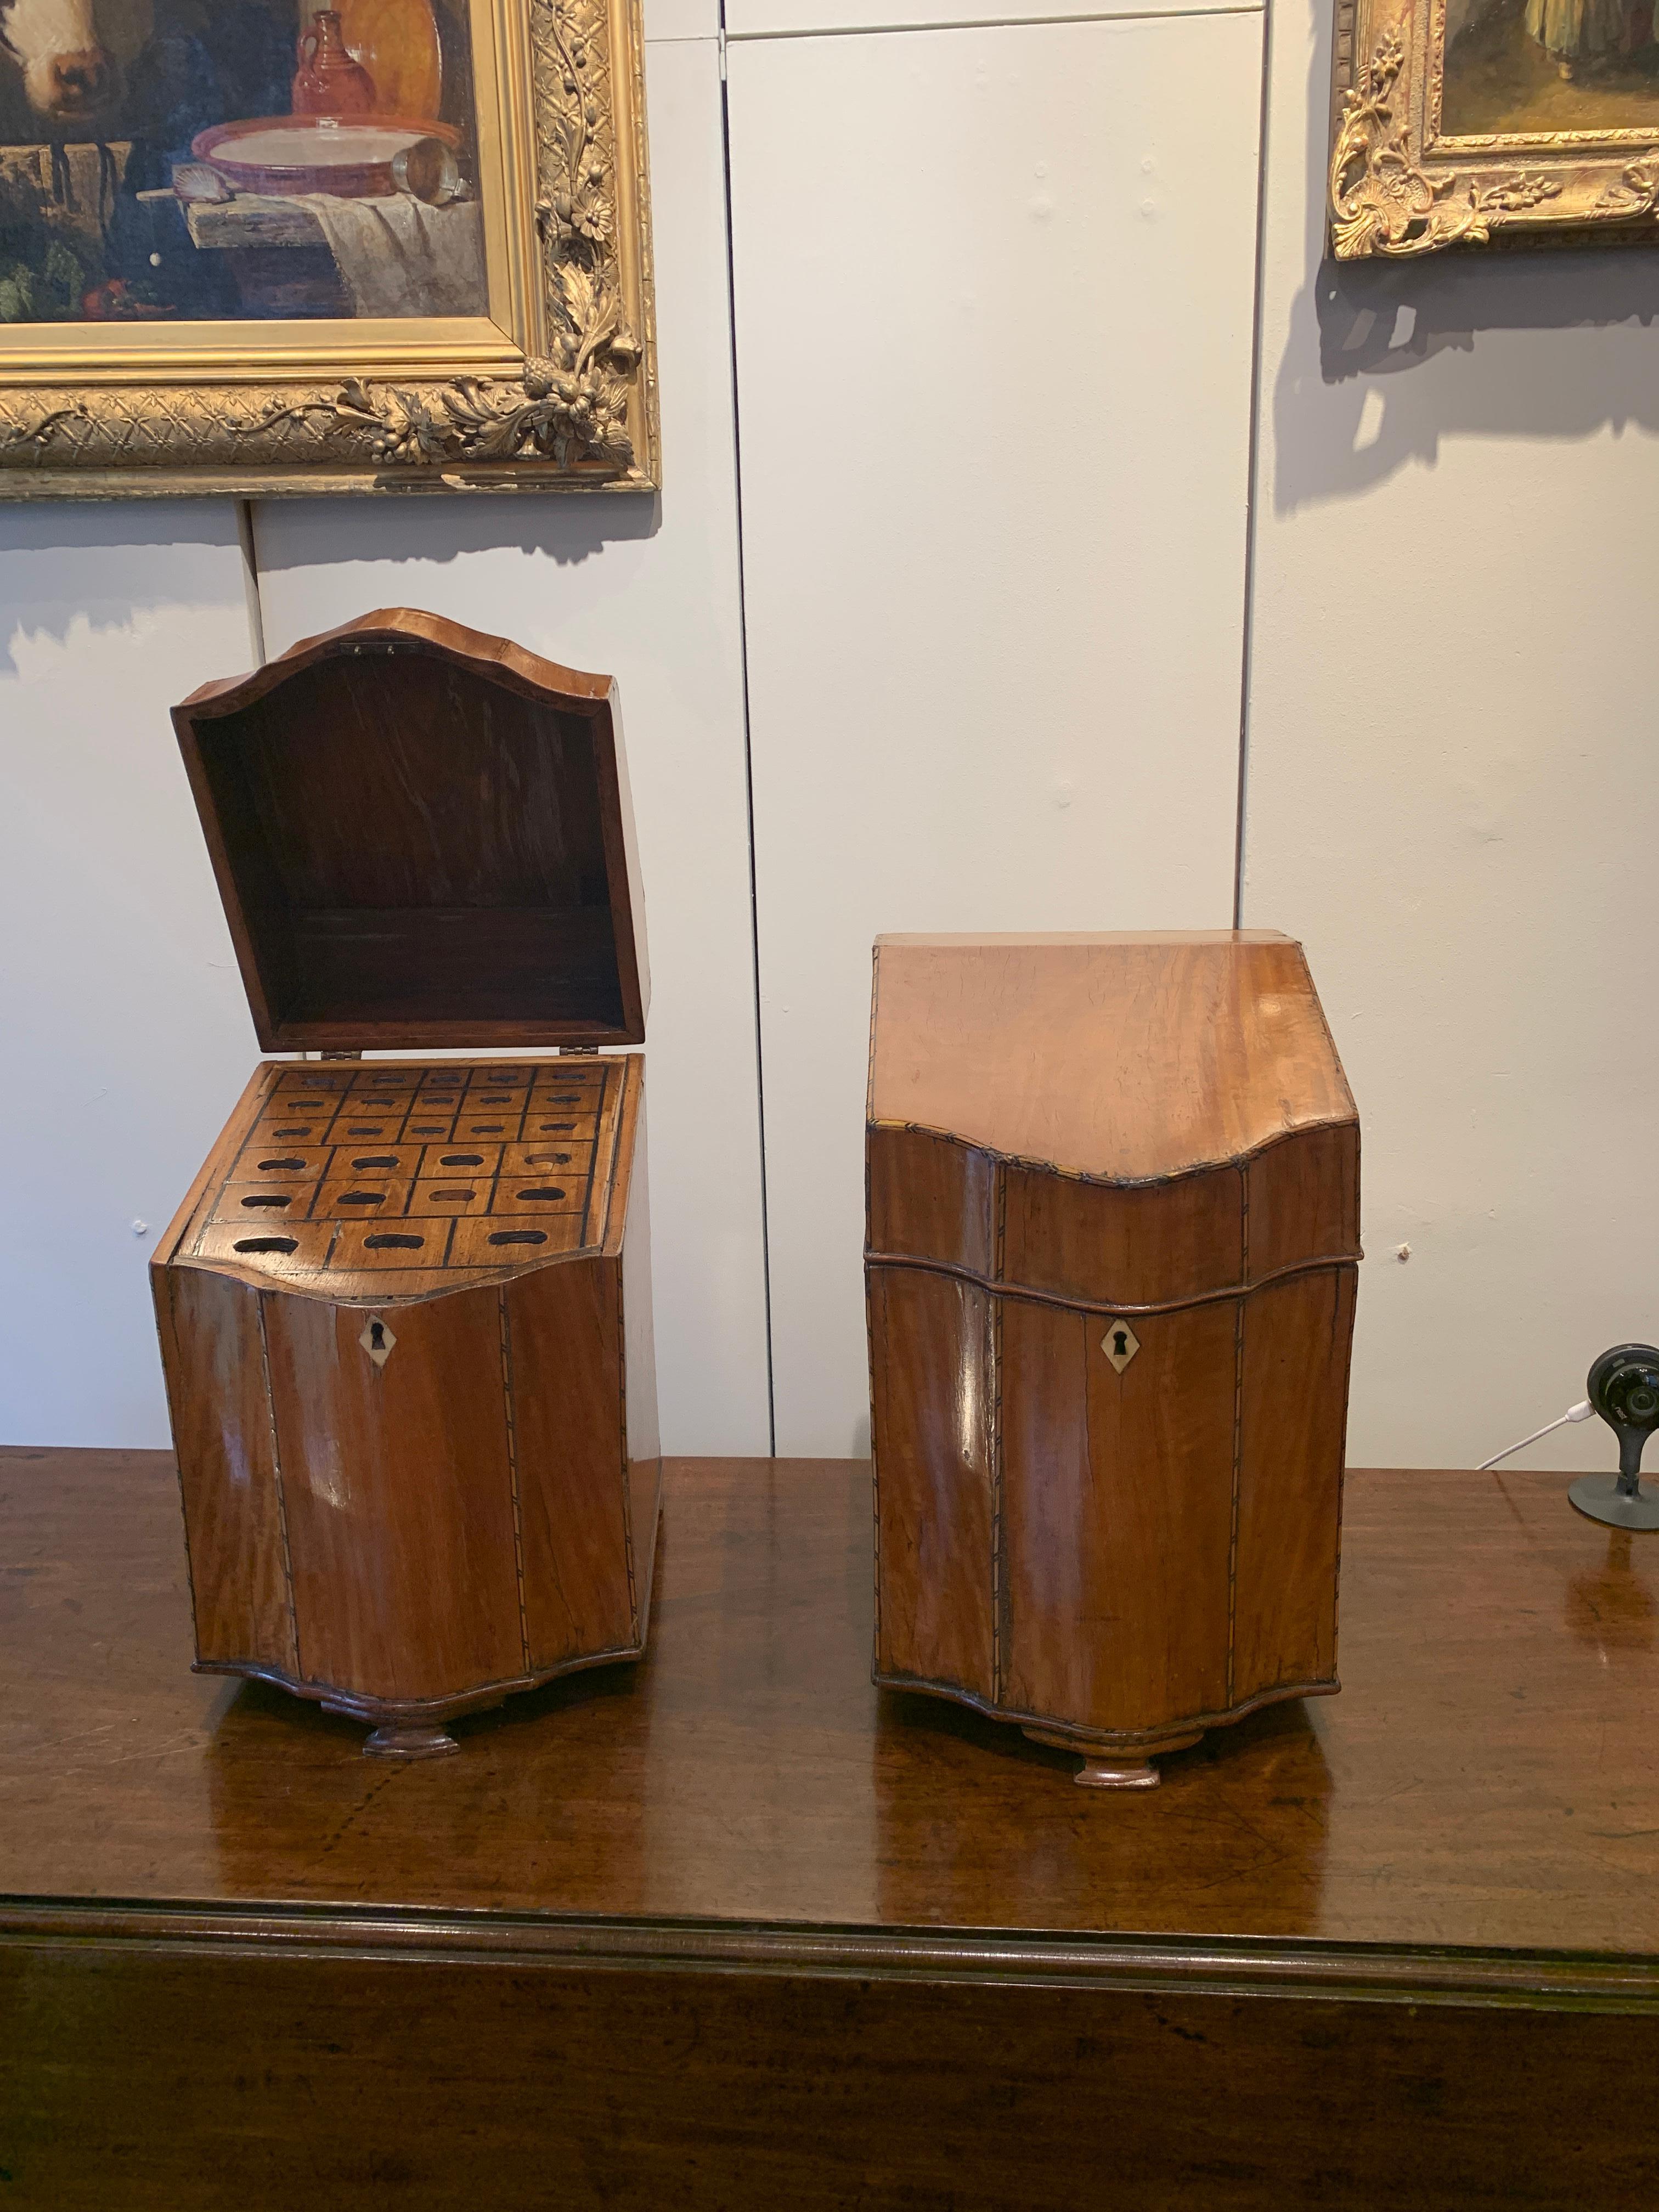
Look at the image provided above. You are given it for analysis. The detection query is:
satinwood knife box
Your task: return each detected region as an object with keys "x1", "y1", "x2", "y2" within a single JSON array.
[
  {"x1": 152, "y1": 609, "x2": 661, "y2": 1759},
  {"x1": 865, "y1": 932, "x2": 1360, "y2": 1788}
]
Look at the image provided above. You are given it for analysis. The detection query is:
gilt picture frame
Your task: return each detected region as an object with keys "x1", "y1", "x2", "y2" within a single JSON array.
[
  {"x1": 1331, "y1": 0, "x2": 1659, "y2": 257},
  {"x1": 0, "y1": 0, "x2": 656, "y2": 495}
]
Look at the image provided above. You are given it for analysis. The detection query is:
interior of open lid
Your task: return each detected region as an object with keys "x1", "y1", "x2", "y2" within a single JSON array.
[{"x1": 173, "y1": 612, "x2": 648, "y2": 1053}]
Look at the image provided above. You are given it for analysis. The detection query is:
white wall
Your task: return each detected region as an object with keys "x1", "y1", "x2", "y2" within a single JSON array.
[
  {"x1": 1242, "y1": 0, "x2": 1659, "y2": 1471},
  {"x1": 4, "y1": 0, "x2": 1654, "y2": 1475},
  {"x1": 0, "y1": 509, "x2": 258, "y2": 1445}
]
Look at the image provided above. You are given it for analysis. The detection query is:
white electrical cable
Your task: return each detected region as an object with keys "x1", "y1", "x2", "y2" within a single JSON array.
[{"x1": 1477, "y1": 1401, "x2": 1594, "y2": 1472}]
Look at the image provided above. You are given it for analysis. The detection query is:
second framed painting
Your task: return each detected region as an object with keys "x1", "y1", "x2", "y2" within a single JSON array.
[
  {"x1": 0, "y1": 0, "x2": 655, "y2": 494},
  {"x1": 1332, "y1": 0, "x2": 1659, "y2": 254}
]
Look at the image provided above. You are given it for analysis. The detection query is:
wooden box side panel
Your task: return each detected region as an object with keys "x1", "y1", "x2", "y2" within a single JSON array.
[
  {"x1": 866, "y1": 1128, "x2": 994, "y2": 1275},
  {"x1": 1233, "y1": 1268, "x2": 1357, "y2": 1703},
  {"x1": 1246, "y1": 1122, "x2": 1361, "y2": 1283},
  {"x1": 620, "y1": 1088, "x2": 662, "y2": 1643},
  {"x1": 263, "y1": 1286, "x2": 525, "y2": 1703},
  {"x1": 1001, "y1": 1165, "x2": 1244, "y2": 1309},
  {"x1": 153, "y1": 1267, "x2": 297, "y2": 1677},
  {"x1": 869, "y1": 1267, "x2": 994, "y2": 1701},
  {"x1": 1000, "y1": 1298, "x2": 1235, "y2": 1735},
  {"x1": 508, "y1": 1256, "x2": 636, "y2": 1672}
]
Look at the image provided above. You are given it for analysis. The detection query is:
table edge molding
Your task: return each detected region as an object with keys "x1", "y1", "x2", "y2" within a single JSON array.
[{"x1": 4, "y1": 1899, "x2": 1657, "y2": 2012}]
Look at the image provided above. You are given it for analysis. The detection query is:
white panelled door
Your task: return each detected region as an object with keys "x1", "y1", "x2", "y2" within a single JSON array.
[
  {"x1": 726, "y1": 12, "x2": 1266, "y2": 1453},
  {"x1": 214, "y1": 40, "x2": 776, "y2": 1458}
]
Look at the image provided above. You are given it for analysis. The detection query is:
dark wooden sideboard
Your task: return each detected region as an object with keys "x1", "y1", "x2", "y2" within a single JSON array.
[{"x1": 3, "y1": 1448, "x2": 1657, "y2": 2208}]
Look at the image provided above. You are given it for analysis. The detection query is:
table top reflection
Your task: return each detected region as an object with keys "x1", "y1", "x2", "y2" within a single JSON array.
[{"x1": 2, "y1": 1448, "x2": 1655, "y2": 1959}]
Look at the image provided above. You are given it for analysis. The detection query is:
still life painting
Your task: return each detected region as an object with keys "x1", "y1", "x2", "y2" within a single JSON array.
[
  {"x1": 1330, "y1": 0, "x2": 1659, "y2": 254},
  {"x1": 0, "y1": 0, "x2": 656, "y2": 493}
]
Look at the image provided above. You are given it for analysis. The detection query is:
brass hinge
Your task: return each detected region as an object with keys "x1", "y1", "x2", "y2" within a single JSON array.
[
  {"x1": 319, "y1": 1050, "x2": 364, "y2": 1061},
  {"x1": 561, "y1": 1046, "x2": 600, "y2": 1057}
]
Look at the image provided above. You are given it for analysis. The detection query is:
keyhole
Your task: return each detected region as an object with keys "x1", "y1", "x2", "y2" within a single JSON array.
[
  {"x1": 358, "y1": 1314, "x2": 396, "y2": 1366},
  {"x1": 1102, "y1": 1319, "x2": 1139, "y2": 1372}
]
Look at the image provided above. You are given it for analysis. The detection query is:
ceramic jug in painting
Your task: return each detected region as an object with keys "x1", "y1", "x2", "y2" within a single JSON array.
[{"x1": 293, "y1": 10, "x2": 376, "y2": 116}]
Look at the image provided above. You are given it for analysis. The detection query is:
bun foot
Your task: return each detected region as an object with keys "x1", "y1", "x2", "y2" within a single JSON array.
[
  {"x1": 363, "y1": 1723, "x2": 460, "y2": 1759},
  {"x1": 1023, "y1": 1724, "x2": 1201, "y2": 1788},
  {"x1": 1075, "y1": 1756, "x2": 1161, "y2": 1790}
]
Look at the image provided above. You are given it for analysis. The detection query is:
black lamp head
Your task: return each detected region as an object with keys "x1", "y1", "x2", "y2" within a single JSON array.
[
  {"x1": 1570, "y1": 1344, "x2": 1659, "y2": 1530},
  {"x1": 1587, "y1": 1345, "x2": 1659, "y2": 1484}
]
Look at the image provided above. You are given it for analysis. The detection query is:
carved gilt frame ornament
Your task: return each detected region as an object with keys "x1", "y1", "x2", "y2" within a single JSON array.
[
  {"x1": 1330, "y1": 0, "x2": 1659, "y2": 258},
  {"x1": 0, "y1": 0, "x2": 656, "y2": 496}
]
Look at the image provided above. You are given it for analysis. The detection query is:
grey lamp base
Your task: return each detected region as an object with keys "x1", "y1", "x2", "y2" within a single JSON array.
[{"x1": 1568, "y1": 1474, "x2": 1659, "y2": 1531}]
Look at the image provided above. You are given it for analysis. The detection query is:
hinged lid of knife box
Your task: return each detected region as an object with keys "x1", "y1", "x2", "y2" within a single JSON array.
[
  {"x1": 867, "y1": 930, "x2": 1352, "y2": 1182},
  {"x1": 866, "y1": 929, "x2": 1360, "y2": 1310},
  {"x1": 172, "y1": 608, "x2": 648, "y2": 1054}
]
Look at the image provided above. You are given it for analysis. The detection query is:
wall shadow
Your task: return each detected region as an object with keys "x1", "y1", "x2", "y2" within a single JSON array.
[
  {"x1": 1274, "y1": 0, "x2": 1659, "y2": 513},
  {"x1": 0, "y1": 498, "x2": 247, "y2": 672},
  {"x1": 250, "y1": 487, "x2": 661, "y2": 580}
]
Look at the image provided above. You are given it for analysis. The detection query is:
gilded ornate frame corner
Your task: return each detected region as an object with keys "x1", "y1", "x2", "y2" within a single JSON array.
[
  {"x1": 0, "y1": 0, "x2": 658, "y2": 495},
  {"x1": 1330, "y1": 0, "x2": 1659, "y2": 258}
]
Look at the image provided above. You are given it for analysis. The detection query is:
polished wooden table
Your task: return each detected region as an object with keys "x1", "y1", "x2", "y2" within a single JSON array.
[{"x1": 3, "y1": 1450, "x2": 1657, "y2": 2207}]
